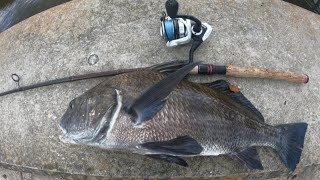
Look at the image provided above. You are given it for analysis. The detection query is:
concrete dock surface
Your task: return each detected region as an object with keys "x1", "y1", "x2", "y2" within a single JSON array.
[{"x1": 0, "y1": 0, "x2": 319, "y2": 179}]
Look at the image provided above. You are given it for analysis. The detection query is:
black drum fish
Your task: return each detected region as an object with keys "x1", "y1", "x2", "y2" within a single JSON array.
[{"x1": 60, "y1": 61, "x2": 307, "y2": 171}]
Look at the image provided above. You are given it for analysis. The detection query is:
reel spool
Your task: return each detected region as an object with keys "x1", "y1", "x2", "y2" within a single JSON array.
[
  {"x1": 160, "y1": 0, "x2": 213, "y2": 62},
  {"x1": 160, "y1": 15, "x2": 192, "y2": 47}
]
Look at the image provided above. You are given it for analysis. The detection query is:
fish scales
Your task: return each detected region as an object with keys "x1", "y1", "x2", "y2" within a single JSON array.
[{"x1": 100, "y1": 71, "x2": 279, "y2": 155}]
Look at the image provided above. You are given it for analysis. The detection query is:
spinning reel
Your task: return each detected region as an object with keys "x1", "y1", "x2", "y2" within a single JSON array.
[{"x1": 160, "y1": 0, "x2": 212, "y2": 62}]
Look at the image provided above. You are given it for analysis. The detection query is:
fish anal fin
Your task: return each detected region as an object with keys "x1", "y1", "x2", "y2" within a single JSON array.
[
  {"x1": 230, "y1": 147, "x2": 263, "y2": 170},
  {"x1": 146, "y1": 154, "x2": 188, "y2": 167},
  {"x1": 141, "y1": 135, "x2": 203, "y2": 155},
  {"x1": 126, "y1": 62, "x2": 200, "y2": 125},
  {"x1": 204, "y1": 80, "x2": 264, "y2": 122}
]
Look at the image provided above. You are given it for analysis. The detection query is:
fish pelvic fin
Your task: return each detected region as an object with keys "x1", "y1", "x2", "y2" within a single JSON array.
[
  {"x1": 126, "y1": 62, "x2": 200, "y2": 125},
  {"x1": 141, "y1": 135, "x2": 203, "y2": 155},
  {"x1": 275, "y1": 123, "x2": 308, "y2": 172},
  {"x1": 230, "y1": 147, "x2": 263, "y2": 170}
]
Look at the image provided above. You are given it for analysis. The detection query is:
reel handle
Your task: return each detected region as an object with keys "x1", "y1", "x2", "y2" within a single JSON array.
[
  {"x1": 165, "y1": 0, "x2": 202, "y2": 32},
  {"x1": 165, "y1": 0, "x2": 179, "y2": 17}
]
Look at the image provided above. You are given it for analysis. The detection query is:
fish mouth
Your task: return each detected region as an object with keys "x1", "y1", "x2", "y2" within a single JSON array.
[
  {"x1": 59, "y1": 134, "x2": 77, "y2": 144},
  {"x1": 60, "y1": 125, "x2": 67, "y2": 134}
]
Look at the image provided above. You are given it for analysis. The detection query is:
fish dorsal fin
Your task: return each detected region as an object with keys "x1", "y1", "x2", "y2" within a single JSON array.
[
  {"x1": 146, "y1": 154, "x2": 188, "y2": 167},
  {"x1": 230, "y1": 147, "x2": 263, "y2": 170},
  {"x1": 149, "y1": 60, "x2": 188, "y2": 73},
  {"x1": 125, "y1": 62, "x2": 200, "y2": 125},
  {"x1": 204, "y1": 80, "x2": 264, "y2": 122},
  {"x1": 141, "y1": 135, "x2": 203, "y2": 155}
]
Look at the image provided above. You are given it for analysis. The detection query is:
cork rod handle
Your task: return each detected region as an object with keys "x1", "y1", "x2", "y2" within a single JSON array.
[{"x1": 226, "y1": 65, "x2": 309, "y2": 84}]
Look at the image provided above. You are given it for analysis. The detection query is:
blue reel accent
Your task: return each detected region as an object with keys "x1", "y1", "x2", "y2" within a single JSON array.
[{"x1": 164, "y1": 19, "x2": 174, "y2": 41}]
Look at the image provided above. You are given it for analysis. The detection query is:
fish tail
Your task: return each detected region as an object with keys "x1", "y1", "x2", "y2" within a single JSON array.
[{"x1": 275, "y1": 123, "x2": 308, "y2": 172}]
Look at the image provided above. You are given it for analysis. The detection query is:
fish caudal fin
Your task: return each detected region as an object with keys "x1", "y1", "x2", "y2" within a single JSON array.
[{"x1": 275, "y1": 123, "x2": 308, "y2": 172}]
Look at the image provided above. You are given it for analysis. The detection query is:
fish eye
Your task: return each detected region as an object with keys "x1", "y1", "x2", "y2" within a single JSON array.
[{"x1": 69, "y1": 101, "x2": 74, "y2": 109}]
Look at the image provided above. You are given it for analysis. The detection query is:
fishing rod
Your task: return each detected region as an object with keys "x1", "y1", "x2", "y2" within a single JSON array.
[
  {"x1": 157, "y1": 0, "x2": 309, "y2": 83},
  {"x1": 151, "y1": 61, "x2": 309, "y2": 84},
  {"x1": 0, "y1": 61, "x2": 308, "y2": 97},
  {"x1": 0, "y1": 68, "x2": 143, "y2": 97},
  {"x1": 0, "y1": 0, "x2": 308, "y2": 97}
]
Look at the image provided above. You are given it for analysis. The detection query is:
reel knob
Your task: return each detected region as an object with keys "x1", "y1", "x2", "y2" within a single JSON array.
[{"x1": 165, "y1": 0, "x2": 179, "y2": 17}]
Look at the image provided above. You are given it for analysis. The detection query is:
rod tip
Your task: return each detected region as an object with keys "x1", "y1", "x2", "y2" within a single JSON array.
[{"x1": 304, "y1": 74, "x2": 309, "y2": 84}]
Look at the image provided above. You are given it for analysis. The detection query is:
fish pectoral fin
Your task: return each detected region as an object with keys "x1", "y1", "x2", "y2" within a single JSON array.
[
  {"x1": 125, "y1": 62, "x2": 200, "y2": 125},
  {"x1": 146, "y1": 154, "x2": 188, "y2": 167},
  {"x1": 203, "y1": 80, "x2": 264, "y2": 122},
  {"x1": 148, "y1": 60, "x2": 189, "y2": 73},
  {"x1": 141, "y1": 135, "x2": 203, "y2": 155},
  {"x1": 229, "y1": 147, "x2": 263, "y2": 170}
]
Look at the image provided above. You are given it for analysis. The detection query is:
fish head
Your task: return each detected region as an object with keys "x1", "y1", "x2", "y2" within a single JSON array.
[{"x1": 59, "y1": 86, "x2": 120, "y2": 144}]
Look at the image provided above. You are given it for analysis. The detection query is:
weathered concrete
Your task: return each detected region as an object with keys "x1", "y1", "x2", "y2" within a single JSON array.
[
  {"x1": 0, "y1": 0, "x2": 319, "y2": 178},
  {"x1": 0, "y1": 167, "x2": 64, "y2": 180}
]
